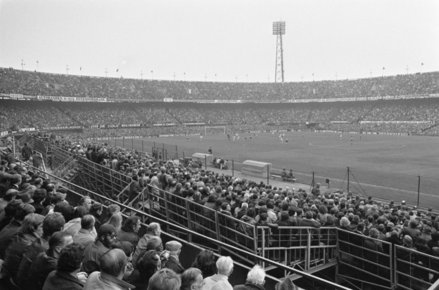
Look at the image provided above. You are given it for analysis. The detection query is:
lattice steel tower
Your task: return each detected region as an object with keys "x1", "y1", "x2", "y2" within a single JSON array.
[{"x1": 272, "y1": 21, "x2": 286, "y2": 83}]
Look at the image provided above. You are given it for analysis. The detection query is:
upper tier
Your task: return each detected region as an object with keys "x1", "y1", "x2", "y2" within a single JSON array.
[{"x1": 1, "y1": 67, "x2": 438, "y2": 102}]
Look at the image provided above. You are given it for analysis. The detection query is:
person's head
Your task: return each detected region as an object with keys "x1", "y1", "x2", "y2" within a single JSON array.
[
  {"x1": 48, "y1": 231, "x2": 73, "y2": 257},
  {"x1": 80, "y1": 196, "x2": 92, "y2": 212},
  {"x1": 107, "y1": 204, "x2": 121, "y2": 215},
  {"x1": 106, "y1": 212, "x2": 122, "y2": 231},
  {"x1": 136, "y1": 250, "x2": 161, "y2": 280},
  {"x1": 165, "y1": 240, "x2": 182, "y2": 256},
  {"x1": 246, "y1": 265, "x2": 266, "y2": 286},
  {"x1": 122, "y1": 215, "x2": 141, "y2": 233},
  {"x1": 146, "y1": 236, "x2": 163, "y2": 252},
  {"x1": 14, "y1": 203, "x2": 36, "y2": 221},
  {"x1": 191, "y1": 249, "x2": 217, "y2": 277},
  {"x1": 90, "y1": 203, "x2": 103, "y2": 217},
  {"x1": 21, "y1": 213, "x2": 45, "y2": 237},
  {"x1": 43, "y1": 212, "x2": 66, "y2": 238},
  {"x1": 81, "y1": 214, "x2": 95, "y2": 231},
  {"x1": 54, "y1": 202, "x2": 74, "y2": 221},
  {"x1": 340, "y1": 216, "x2": 350, "y2": 228},
  {"x1": 216, "y1": 256, "x2": 234, "y2": 276},
  {"x1": 115, "y1": 240, "x2": 134, "y2": 260},
  {"x1": 181, "y1": 267, "x2": 203, "y2": 290},
  {"x1": 147, "y1": 222, "x2": 162, "y2": 236},
  {"x1": 100, "y1": 248, "x2": 128, "y2": 279},
  {"x1": 73, "y1": 206, "x2": 88, "y2": 219},
  {"x1": 97, "y1": 224, "x2": 117, "y2": 248},
  {"x1": 57, "y1": 243, "x2": 85, "y2": 273},
  {"x1": 403, "y1": 235, "x2": 413, "y2": 248},
  {"x1": 147, "y1": 268, "x2": 181, "y2": 290}
]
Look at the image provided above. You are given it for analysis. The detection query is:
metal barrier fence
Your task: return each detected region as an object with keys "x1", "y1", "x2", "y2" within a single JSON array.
[
  {"x1": 34, "y1": 140, "x2": 439, "y2": 289},
  {"x1": 84, "y1": 135, "x2": 439, "y2": 210},
  {"x1": 337, "y1": 229, "x2": 439, "y2": 290},
  {"x1": 26, "y1": 165, "x2": 351, "y2": 290},
  {"x1": 337, "y1": 229, "x2": 393, "y2": 289},
  {"x1": 395, "y1": 245, "x2": 439, "y2": 290}
]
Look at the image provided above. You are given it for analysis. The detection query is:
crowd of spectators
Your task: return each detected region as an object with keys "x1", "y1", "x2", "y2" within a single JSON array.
[
  {"x1": 0, "y1": 134, "x2": 438, "y2": 289},
  {"x1": 1, "y1": 67, "x2": 439, "y2": 101},
  {"x1": 57, "y1": 136, "x2": 439, "y2": 257},
  {"x1": 2, "y1": 98, "x2": 439, "y2": 135},
  {"x1": 0, "y1": 142, "x2": 308, "y2": 290}
]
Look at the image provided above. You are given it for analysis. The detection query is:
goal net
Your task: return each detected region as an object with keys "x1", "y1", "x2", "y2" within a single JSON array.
[{"x1": 204, "y1": 126, "x2": 226, "y2": 136}]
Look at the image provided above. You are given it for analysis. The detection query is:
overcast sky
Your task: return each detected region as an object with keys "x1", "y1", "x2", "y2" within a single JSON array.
[{"x1": 0, "y1": 0, "x2": 438, "y2": 82}]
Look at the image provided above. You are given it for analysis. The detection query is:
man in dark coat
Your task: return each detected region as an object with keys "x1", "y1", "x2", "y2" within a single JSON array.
[{"x1": 42, "y1": 243, "x2": 85, "y2": 290}]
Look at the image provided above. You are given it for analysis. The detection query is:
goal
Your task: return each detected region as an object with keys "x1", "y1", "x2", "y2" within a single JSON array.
[{"x1": 204, "y1": 126, "x2": 226, "y2": 136}]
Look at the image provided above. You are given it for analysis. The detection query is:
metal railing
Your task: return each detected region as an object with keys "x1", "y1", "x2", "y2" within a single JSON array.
[
  {"x1": 25, "y1": 166, "x2": 351, "y2": 290},
  {"x1": 35, "y1": 140, "x2": 439, "y2": 289}
]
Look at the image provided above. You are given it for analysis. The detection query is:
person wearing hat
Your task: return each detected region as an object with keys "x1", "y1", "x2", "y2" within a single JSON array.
[{"x1": 162, "y1": 240, "x2": 184, "y2": 274}]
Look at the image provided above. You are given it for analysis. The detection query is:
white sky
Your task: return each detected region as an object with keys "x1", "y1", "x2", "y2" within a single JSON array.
[{"x1": 0, "y1": 0, "x2": 438, "y2": 82}]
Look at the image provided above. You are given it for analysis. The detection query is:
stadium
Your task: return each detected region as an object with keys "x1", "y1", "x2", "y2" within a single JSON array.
[{"x1": 1, "y1": 1, "x2": 439, "y2": 290}]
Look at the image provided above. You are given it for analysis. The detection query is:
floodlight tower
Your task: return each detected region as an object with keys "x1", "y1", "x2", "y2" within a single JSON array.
[{"x1": 272, "y1": 21, "x2": 286, "y2": 83}]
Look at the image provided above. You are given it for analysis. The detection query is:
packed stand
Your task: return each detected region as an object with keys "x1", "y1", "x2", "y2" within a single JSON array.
[
  {"x1": 1, "y1": 67, "x2": 439, "y2": 101},
  {"x1": 0, "y1": 142, "x2": 307, "y2": 290}
]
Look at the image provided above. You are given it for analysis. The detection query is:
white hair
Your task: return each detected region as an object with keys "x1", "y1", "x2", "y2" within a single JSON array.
[
  {"x1": 246, "y1": 265, "x2": 265, "y2": 285},
  {"x1": 216, "y1": 256, "x2": 234, "y2": 276}
]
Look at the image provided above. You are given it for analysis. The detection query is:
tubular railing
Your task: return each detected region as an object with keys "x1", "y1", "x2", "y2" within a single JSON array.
[
  {"x1": 395, "y1": 245, "x2": 439, "y2": 290},
  {"x1": 26, "y1": 166, "x2": 352, "y2": 290},
  {"x1": 335, "y1": 228, "x2": 439, "y2": 290},
  {"x1": 258, "y1": 226, "x2": 338, "y2": 272},
  {"x1": 38, "y1": 141, "x2": 439, "y2": 289}
]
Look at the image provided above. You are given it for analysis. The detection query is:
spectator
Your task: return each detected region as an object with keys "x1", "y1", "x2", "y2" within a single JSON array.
[
  {"x1": 21, "y1": 143, "x2": 33, "y2": 161},
  {"x1": 16, "y1": 212, "x2": 66, "y2": 288},
  {"x1": 233, "y1": 264, "x2": 266, "y2": 290},
  {"x1": 191, "y1": 249, "x2": 217, "y2": 278},
  {"x1": 1, "y1": 213, "x2": 44, "y2": 285},
  {"x1": 147, "y1": 268, "x2": 181, "y2": 290},
  {"x1": 202, "y1": 256, "x2": 234, "y2": 290},
  {"x1": 63, "y1": 205, "x2": 89, "y2": 237},
  {"x1": 0, "y1": 203, "x2": 35, "y2": 258},
  {"x1": 27, "y1": 231, "x2": 74, "y2": 290},
  {"x1": 129, "y1": 250, "x2": 161, "y2": 290},
  {"x1": 72, "y1": 214, "x2": 97, "y2": 247},
  {"x1": 105, "y1": 211, "x2": 123, "y2": 233},
  {"x1": 133, "y1": 222, "x2": 161, "y2": 264},
  {"x1": 84, "y1": 248, "x2": 135, "y2": 290},
  {"x1": 181, "y1": 267, "x2": 204, "y2": 290},
  {"x1": 162, "y1": 240, "x2": 185, "y2": 274},
  {"x1": 42, "y1": 243, "x2": 86, "y2": 290},
  {"x1": 118, "y1": 215, "x2": 141, "y2": 246},
  {"x1": 82, "y1": 224, "x2": 117, "y2": 274}
]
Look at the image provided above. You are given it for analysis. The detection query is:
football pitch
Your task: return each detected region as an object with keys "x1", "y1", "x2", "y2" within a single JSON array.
[{"x1": 123, "y1": 131, "x2": 439, "y2": 210}]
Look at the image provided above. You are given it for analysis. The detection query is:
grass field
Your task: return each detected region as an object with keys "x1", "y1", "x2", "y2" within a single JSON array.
[{"x1": 116, "y1": 131, "x2": 439, "y2": 210}]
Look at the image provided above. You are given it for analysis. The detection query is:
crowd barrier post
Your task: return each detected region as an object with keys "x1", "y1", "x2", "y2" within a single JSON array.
[
  {"x1": 347, "y1": 167, "x2": 350, "y2": 193},
  {"x1": 417, "y1": 175, "x2": 421, "y2": 207},
  {"x1": 232, "y1": 160, "x2": 234, "y2": 177},
  {"x1": 162, "y1": 144, "x2": 165, "y2": 160},
  {"x1": 175, "y1": 145, "x2": 178, "y2": 159},
  {"x1": 204, "y1": 155, "x2": 207, "y2": 170},
  {"x1": 267, "y1": 165, "x2": 269, "y2": 185},
  {"x1": 122, "y1": 136, "x2": 125, "y2": 147}
]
